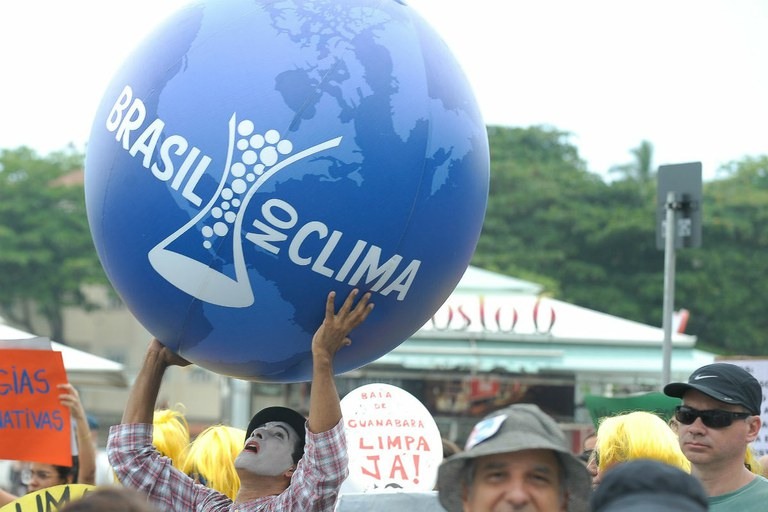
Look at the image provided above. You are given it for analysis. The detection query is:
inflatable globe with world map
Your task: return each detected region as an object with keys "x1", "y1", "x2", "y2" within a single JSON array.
[{"x1": 85, "y1": 0, "x2": 490, "y2": 382}]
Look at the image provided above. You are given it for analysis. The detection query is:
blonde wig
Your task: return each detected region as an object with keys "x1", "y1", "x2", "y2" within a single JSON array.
[
  {"x1": 152, "y1": 407, "x2": 190, "y2": 470},
  {"x1": 596, "y1": 410, "x2": 690, "y2": 473},
  {"x1": 181, "y1": 425, "x2": 245, "y2": 500},
  {"x1": 745, "y1": 446, "x2": 762, "y2": 475}
]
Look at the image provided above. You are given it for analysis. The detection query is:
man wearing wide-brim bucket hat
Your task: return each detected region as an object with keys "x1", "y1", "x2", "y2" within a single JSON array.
[{"x1": 436, "y1": 403, "x2": 591, "y2": 512}]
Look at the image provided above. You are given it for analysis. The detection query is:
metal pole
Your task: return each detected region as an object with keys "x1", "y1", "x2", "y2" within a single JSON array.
[
  {"x1": 228, "y1": 377, "x2": 252, "y2": 430},
  {"x1": 662, "y1": 191, "x2": 677, "y2": 385}
]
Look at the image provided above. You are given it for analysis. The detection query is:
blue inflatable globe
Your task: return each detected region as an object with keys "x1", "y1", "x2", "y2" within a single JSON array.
[{"x1": 85, "y1": 0, "x2": 489, "y2": 382}]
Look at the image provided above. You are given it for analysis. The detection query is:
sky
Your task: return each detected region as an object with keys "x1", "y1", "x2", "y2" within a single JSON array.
[{"x1": 1, "y1": 0, "x2": 766, "y2": 181}]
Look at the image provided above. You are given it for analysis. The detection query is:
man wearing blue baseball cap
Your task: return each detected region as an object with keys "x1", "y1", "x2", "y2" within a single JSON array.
[{"x1": 664, "y1": 362, "x2": 768, "y2": 511}]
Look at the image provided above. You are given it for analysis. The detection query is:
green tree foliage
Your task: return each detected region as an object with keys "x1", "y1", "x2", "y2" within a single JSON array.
[
  {"x1": 609, "y1": 140, "x2": 655, "y2": 189},
  {"x1": 0, "y1": 146, "x2": 107, "y2": 342},
  {"x1": 475, "y1": 126, "x2": 664, "y2": 320},
  {"x1": 675, "y1": 156, "x2": 768, "y2": 354},
  {"x1": 476, "y1": 127, "x2": 767, "y2": 356},
  {"x1": 473, "y1": 125, "x2": 606, "y2": 293}
]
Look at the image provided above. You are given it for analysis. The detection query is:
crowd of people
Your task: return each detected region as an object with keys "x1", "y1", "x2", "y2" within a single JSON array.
[
  {"x1": 434, "y1": 361, "x2": 768, "y2": 511},
  {"x1": 2, "y1": 288, "x2": 768, "y2": 511}
]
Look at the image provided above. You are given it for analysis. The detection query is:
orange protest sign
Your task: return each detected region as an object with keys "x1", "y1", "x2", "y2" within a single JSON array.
[{"x1": 0, "y1": 349, "x2": 71, "y2": 466}]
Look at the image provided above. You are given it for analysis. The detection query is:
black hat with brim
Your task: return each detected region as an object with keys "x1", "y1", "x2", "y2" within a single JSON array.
[{"x1": 245, "y1": 406, "x2": 307, "y2": 456}]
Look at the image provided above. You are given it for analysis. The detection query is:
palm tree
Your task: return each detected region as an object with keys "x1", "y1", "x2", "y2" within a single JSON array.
[
  {"x1": 608, "y1": 140, "x2": 656, "y2": 202},
  {"x1": 609, "y1": 140, "x2": 655, "y2": 183}
]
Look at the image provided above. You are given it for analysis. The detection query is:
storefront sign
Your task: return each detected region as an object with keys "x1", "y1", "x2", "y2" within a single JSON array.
[{"x1": 428, "y1": 295, "x2": 556, "y2": 334}]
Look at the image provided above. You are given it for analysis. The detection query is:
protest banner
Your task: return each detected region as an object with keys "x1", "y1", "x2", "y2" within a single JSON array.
[
  {"x1": 0, "y1": 349, "x2": 71, "y2": 466},
  {"x1": 340, "y1": 383, "x2": 443, "y2": 493},
  {"x1": 0, "y1": 483, "x2": 94, "y2": 512}
]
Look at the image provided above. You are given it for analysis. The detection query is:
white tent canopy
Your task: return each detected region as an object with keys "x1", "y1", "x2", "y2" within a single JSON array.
[{"x1": 0, "y1": 323, "x2": 127, "y2": 387}]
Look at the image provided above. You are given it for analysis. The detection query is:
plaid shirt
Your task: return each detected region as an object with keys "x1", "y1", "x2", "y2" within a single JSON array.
[{"x1": 107, "y1": 419, "x2": 348, "y2": 511}]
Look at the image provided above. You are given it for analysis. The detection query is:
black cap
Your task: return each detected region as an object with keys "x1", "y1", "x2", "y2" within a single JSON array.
[
  {"x1": 591, "y1": 459, "x2": 708, "y2": 512},
  {"x1": 245, "y1": 406, "x2": 307, "y2": 460},
  {"x1": 664, "y1": 362, "x2": 762, "y2": 414}
]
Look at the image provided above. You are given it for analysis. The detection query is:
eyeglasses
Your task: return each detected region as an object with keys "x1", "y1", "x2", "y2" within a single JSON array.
[
  {"x1": 20, "y1": 469, "x2": 55, "y2": 485},
  {"x1": 578, "y1": 449, "x2": 593, "y2": 463},
  {"x1": 674, "y1": 405, "x2": 752, "y2": 429}
]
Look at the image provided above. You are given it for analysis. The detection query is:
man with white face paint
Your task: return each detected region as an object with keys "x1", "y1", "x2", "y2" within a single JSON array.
[
  {"x1": 235, "y1": 406, "x2": 305, "y2": 478},
  {"x1": 107, "y1": 289, "x2": 374, "y2": 511}
]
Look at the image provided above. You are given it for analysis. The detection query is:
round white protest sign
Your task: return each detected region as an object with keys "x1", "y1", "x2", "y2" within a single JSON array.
[{"x1": 341, "y1": 383, "x2": 443, "y2": 493}]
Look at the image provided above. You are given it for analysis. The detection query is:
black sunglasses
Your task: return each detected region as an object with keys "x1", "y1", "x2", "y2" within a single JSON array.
[{"x1": 674, "y1": 405, "x2": 752, "y2": 429}]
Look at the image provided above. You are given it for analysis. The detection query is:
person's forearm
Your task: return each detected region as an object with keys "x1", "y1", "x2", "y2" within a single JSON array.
[
  {"x1": 0, "y1": 488, "x2": 17, "y2": 506},
  {"x1": 307, "y1": 290, "x2": 372, "y2": 433},
  {"x1": 74, "y1": 412, "x2": 96, "y2": 484},
  {"x1": 121, "y1": 348, "x2": 168, "y2": 424},
  {"x1": 307, "y1": 355, "x2": 342, "y2": 434}
]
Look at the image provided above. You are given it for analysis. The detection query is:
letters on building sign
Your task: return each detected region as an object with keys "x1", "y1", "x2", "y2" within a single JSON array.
[{"x1": 429, "y1": 295, "x2": 556, "y2": 334}]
